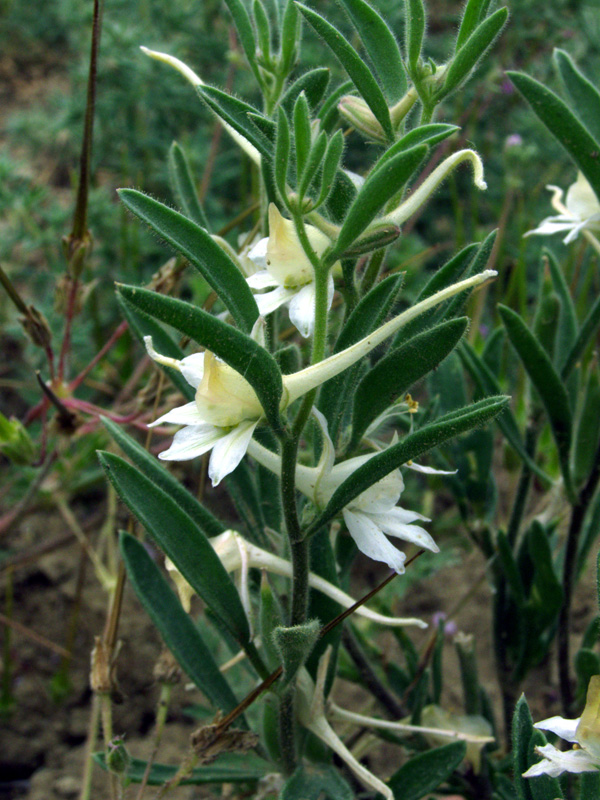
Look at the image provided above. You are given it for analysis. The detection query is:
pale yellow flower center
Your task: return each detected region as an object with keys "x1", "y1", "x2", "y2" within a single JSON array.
[{"x1": 194, "y1": 352, "x2": 263, "y2": 427}]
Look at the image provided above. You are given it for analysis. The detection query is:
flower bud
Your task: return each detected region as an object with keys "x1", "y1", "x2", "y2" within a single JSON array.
[
  {"x1": 106, "y1": 736, "x2": 131, "y2": 775},
  {"x1": 338, "y1": 95, "x2": 387, "y2": 143},
  {"x1": 195, "y1": 352, "x2": 263, "y2": 427},
  {"x1": 0, "y1": 412, "x2": 36, "y2": 466},
  {"x1": 265, "y1": 204, "x2": 330, "y2": 288}
]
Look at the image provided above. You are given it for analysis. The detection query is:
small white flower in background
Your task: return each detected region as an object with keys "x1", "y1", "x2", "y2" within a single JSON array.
[
  {"x1": 249, "y1": 409, "x2": 443, "y2": 574},
  {"x1": 145, "y1": 270, "x2": 496, "y2": 487},
  {"x1": 166, "y1": 529, "x2": 427, "y2": 629},
  {"x1": 525, "y1": 172, "x2": 600, "y2": 245},
  {"x1": 247, "y1": 204, "x2": 335, "y2": 337},
  {"x1": 523, "y1": 674, "x2": 600, "y2": 778}
]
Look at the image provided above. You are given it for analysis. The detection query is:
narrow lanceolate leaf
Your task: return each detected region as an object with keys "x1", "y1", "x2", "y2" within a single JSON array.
[
  {"x1": 281, "y1": 765, "x2": 353, "y2": 800},
  {"x1": 311, "y1": 396, "x2": 509, "y2": 533},
  {"x1": 458, "y1": 342, "x2": 552, "y2": 483},
  {"x1": 387, "y1": 741, "x2": 466, "y2": 800},
  {"x1": 440, "y1": 8, "x2": 508, "y2": 99},
  {"x1": 330, "y1": 145, "x2": 427, "y2": 259},
  {"x1": 314, "y1": 129, "x2": 344, "y2": 209},
  {"x1": 99, "y1": 452, "x2": 250, "y2": 644},
  {"x1": 280, "y1": 68, "x2": 331, "y2": 115},
  {"x1": 168, "y1": 142, "x2": 209, "y2": 230},
  {"x1": 562, "y1": 293, "x2": 600, "y2": 380},
  {"x1": 339, "y1": 0, "x2": 406, "y2": 102},
  {"x1": 499, "y1": 304, "x2": 574, "y2": 499},
  {"x1": 119, "y1": 533, "x2": 239, "y2": 711},
  {"x1": 275, "y1": 106, "x2": 291, "y2": 205},
  {"x1": 296, "y1": 3, "x2": 394, "y2": 142},
  {"x1": 280, "y1": 0, "x2": 301, "y2": 72},
  {"x1": 554, "y1": 48, "x2": 600, "y2": 145},
  {"x1": 101, "y1": 418, "x2": 225, "y2": 537},
  {"x1": 455, "y1": 0, "x2": 490, "y2": 50},
  {"x1": 293, "y1": 92, "x2": 312, "y2": 179},
  {"x1": 405, "y1": 0, "x2": 426, "y2": 73},
  {"x1": 351, "y1": 318, "x2": 469, "y2": 448},
  {"x1": 197, "y1": 86, "x2": 274, "y2": 160},
  {"x1": 222, "y1": 0, "x2": 261, "y2": 84},
  {"x1": 117, "y1": 285, "x2": 283, "y2": 430},
  {"x1": 118, "y1": 190, "x2": 259, "y2": 333},
  {"x1": 94, "y1": 753, "x2": 271, "y2": 785},
  {"x1": 545, "y1": 249, "x2": 577, "y2": 372},
  {"x1": 376, "y1": 124, "x2": 459, "y2": 172},
  {"x1": 116, "y1": 295, "x2": 193, "y2": 402},
  {"x1": 512, "y1": 696, "x2": 536, "y2": 800},
  {"x1": 507, "y1": 71, "x2": 600, "y2": 201}
]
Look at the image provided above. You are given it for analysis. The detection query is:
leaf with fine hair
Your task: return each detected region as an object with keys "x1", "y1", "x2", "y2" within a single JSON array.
[
  {"x1": 554, "y1": 48, "x2": 600, "y2": 145},
  {"x1": 338, "y1": 0, "x2": 406, "y2": 102},
  {"x1": 296, "y1": 3, "x2": 394, "y2": 142},
  {"x1": 168, "y1": 142, "x2": 209, "y2": 230},
  {"x1": 507, "y1": 70, "x2": 600, "y2": 201},
  {"x1": 350, "y1": 317, "x2": 469, "y2": 448},
  {"x1": 99, "y1": 452, "x2": 251, "y2": 644},
  {"x1": 94, "y1": 752, "x2": 272, "y2": 785},
  {"x1": 116, "y1": 286, "x2": 283, "y2": 431},
  {"x1": 197, "y1": 86, "x2": 274, "y2": 160},
  {"x1": 119, "y1": 532, "x2": 240, "y2": 712},
  {"x1": 455, "y1": 0, "x2": 489, "y2": 50},
  {"x1": 280, "y1": 68, "x2": 330, "y2": 115},
  {"x1": 118, "y1": 190, "x2": 259, "y2": 333},
  {"x1": 387, "y1": 741, "x2": 467, "y2": 799},
  {"x1": 562, "y1": 293, "x2": 600, "y2": 380},
  {"x1": 499, "y1": 304, "x2": 574, "y2": 500},
  {"x1": 405, "y1": 0, "x2": 426, "y2": 73},
  {"x1": 329, "y1": 145, "x2": 428, "y2": 260},
  {"x1": 275, "y1": 106, "x2": 291, "y2": 206},
  {"x1": 309, "y1": 396, "x2": 509, "y2": 534},
  {"x1": 221, "y1": 0, "x2": 261, "y2": 85},
  {"x1": 281, "y1": 764, "x2": 353, "y2": 800}
]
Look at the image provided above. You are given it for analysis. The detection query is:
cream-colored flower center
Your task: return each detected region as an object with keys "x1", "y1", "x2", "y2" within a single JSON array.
[
  {"x1": 194, "y1": 352, "x2": 263, "y2": 427},
  {"x1": 266, "y1": 204, "x2": 331, "y2": 288}
]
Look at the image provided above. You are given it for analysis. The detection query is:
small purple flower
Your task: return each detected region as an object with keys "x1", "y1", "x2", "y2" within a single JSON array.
[
  {"x1": 501, "y1": 78, "x2": 515, "y2": 95},
  {"x1": 505, "y1": 134, "x2": 523, "y2": 148}
]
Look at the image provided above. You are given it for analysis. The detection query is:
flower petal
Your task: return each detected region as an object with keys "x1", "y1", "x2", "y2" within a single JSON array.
[
  {"x1": 254, "y1": 285, "x2": 297, "y2": 317},
  {"x1": 343, "y1": 509, "x2": 406, "y2": 573},
  {"x1": 372, "y1": 508, "x2": 439, "y2": 552},
  {"x1": 288, "y1": 282, "x2": 317, "y2": 338},
  {"x1": 208, "y1": 419, "x2": 259, "y2": 486},
  {"x1": 406, "y1": 462, "x2": 457, "y2": 476},
  {"x1": 534, "y1": 715, "x2": 580, "y2": 742},
  {"x1": 158, "y1": 423, "x2": 225, "y2": 460},
  {"x1": 566, "y1": 172, "x2": 600, "y2": 220},
  {"x1": 149, "y1": 401, "x2": 205, "y2": 427},
  {"x1": 179, "y1": 353, "x2": 205, "y2": 388},
  {"x1": 523, "y1": 743, "x2": 599, "y2": 778},
  {"x1": 247, "y1": 269, "x2": 279, "y2": 290},
  {"x1": 247, "y1": 236, "x2": 268, "y2": 268}
]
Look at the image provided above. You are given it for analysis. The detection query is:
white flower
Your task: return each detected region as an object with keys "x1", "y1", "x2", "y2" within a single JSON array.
[
  {"x1": 248, "y1": 409, "x2": 439, "y2": 574},
  {"x1": 145, "y1": 270, "x2": 496, "y2": 487},
  {"x1": 246, "y1": 204, "x2": 335, "y2": 337},
  {"x1": 525, "y1": 172, "x2": 600, "y2": 246},
  {"x1": 166, "y1": 529, "x2": 427, "y2": 628},
  {"x1": 523, "y1": 675, "x2": 600, "y2": 778}
]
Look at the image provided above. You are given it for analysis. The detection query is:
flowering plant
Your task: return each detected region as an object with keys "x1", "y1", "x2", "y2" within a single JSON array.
[{"x1": 96, "y1": 0, "x2": 513, "y2": 796}]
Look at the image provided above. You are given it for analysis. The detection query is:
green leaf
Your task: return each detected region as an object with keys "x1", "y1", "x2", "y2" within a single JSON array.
[
  {"x1": 275, "y1": 106, "x2": 291, "y2": 205},
  {"x1": 253, "y1": 0, "x2": 272, "y2": 62},
  {"x1": 377, "y1": 125, "x2": 459, "y2": 173},
  {"x1": 455, "y1": 0, "x2": 489, "y2": 50},
  {"x1": 318, "y1": 79, "x2": 354, "y2": 134},
  {"x1": 280, "y1": 0, "x2": 301, "y2": 72},
  {"x1": 168, "y1": 142, "x2": 209, "y2": 230},
  {"x1": 272, "y1": 620, "x2": 320, "y2": 687},
  {"x1": 528, "y1": 730, "x2": 565, "y2": 800},
  {"x1": 293, "y1": 92, "x2": 312, "y2": 178},
  {"x1": 281, "y1": 68, "x2": 330, "y2": 115},
  {"x1": 554, "y1": 48, "x2": 600, "y2": 145},
  {"x1": 311, "y1": 396, "x2": 509, "y2": 532},
  {"x1": 512, "y1": 695, "x2": 535, "y2": 800},
  {"x1": 299, "y1": 130, "x2": 328, "y2": 199},
  {"x1": 437, "y1": 228, "x2": 497, "y2": 324},
  {"x1": 296, "y1": 3, "x2": 394, "y2": 142},
  {"x1": 116, "y1": 295, "x2": 193, "y2": 402},
  {"x1": 579, "y1": 773, "x2": 600, "y2": 800},
  {"x1": 314, "y1": 129, "x2": 344, "y2": 209},
  {"x1": 117, "y1": 190, "x2": 259, "y2": 333},
  {"x1": 544, "y1": 249, "x2": 577, "y2": 372},
  {"x1": 387, "y1": 740, "x2": 466, "y2": 799},
  {"x1": 499, "y1": 304, "x2": 574, "y2": 499},
  {"x1": 405, "y1": 0, "x2": 426, "y2": 73},
  {"x1": 222, "y1": 0, "x2": 261, "y2": 84},
  {"x1": 562, "y1": 293, "x2": 600, "y2": 380},
  {"x1": 350, "y1": 317, "x2": 469, "y2": 447},
  {"x1": 330, "y1": 145, "x2": 427, "y2": 259},
  {"x1": 507, "y1": 70, "x2": 600, "y2": 201},
  {"x1": 441, "y1": 8, "x2": 508, "y2": 99},
  {"x1": 497, "y1": 530, "x2": 526, "y2": 604},
  {"x1": 338, "y1": 0, "x2": 406, "y2": 102},
  {"x1": 281, "y1": 764, "x2": 353, "y2": 800},
  {"x1": 458, "y1": 342, "x2": 552, "y2": 483},
  {"x1": 573, "y1": 363, "x2": 600, "y2": 488},
  {"x1": 94, "y1": 752, "x2": 272, "y2": 785},
  {"x1": 99, "y1": 453, "x2": 251, "y2": 644},
  {"x1": 119, "y1": 532, "x2": 239, "y2": 712},
  {"x1": 101, "y1": 418, "x2": 225, "y2": 538},
  {"x1": 197, "y1": 86, "x2": 273, "y2": 159},
  {"x1": 116, "y1": 286, "x2": 283, "y2": 430}
]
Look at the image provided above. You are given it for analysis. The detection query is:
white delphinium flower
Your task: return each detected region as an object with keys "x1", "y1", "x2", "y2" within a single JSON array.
[
  {"x1": 247, "y1": 204, "x2": 335, "y2": 337},
  {"x1": 248, "y1": 409, "x2": 439, "y2": 574},
  {"x1": 145, "y1": 270, "x2": 496, "y2": 487},
  {"x1": 525, "y1": 172, "x2": 600, "y2": 250},
  {"x1": 166, "y1": 529, "x2": 426, "y2": 628},
  {"x1": 523, "y1": 675, "x2": 600, "y2": 778}
]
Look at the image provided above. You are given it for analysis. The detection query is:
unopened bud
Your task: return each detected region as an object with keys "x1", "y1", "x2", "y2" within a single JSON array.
[
  {"x1": 338, "y1": 96, "x2": 387, "y2": 143},
  {"x1": 0, "y1": 412, "x2": 36, "y2": 465},
  {"x1": 106, "y1": 736, "x2": 131, "y2": 774},
  {"x1": 21, "y1": 306, "x2": 52, "y2": 350},
  {"x1": 62, "y1": 231, "x2": 93, "y2": 278},
  {"x1": 340, "y1": 223, "x2": 400, "y2": 258}
]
